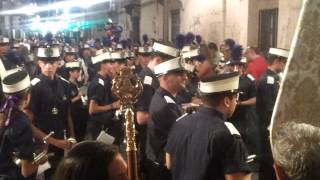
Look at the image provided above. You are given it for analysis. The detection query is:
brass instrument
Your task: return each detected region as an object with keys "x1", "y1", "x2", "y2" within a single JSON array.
[
  {"x1": 14, "y1": 131, "x2": 54, "y2": 166},
  {"x1": 33, "y1": 131, "x2": 55, "y2": 165},
  {"x1": 112, "y1": 67, "x2": 143, "y2": 180}
]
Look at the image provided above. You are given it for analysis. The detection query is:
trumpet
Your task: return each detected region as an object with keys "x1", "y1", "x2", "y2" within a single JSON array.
[
  {"x1": 32, "y1": 131, "x2": 55, "y2": 165},
  {"x1": 13, "y1": 131, "x2": 55, "y2": 166}
]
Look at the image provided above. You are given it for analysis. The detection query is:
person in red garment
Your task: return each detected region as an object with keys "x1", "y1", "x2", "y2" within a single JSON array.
[{"x1": 244, "y1": 46, "x2": 268, "y2": 81}]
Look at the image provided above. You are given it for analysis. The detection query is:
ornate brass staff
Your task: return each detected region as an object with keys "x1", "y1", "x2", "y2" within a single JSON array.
[{"x1": 112, "y1": 67, "x2": 143, "y2": 180}]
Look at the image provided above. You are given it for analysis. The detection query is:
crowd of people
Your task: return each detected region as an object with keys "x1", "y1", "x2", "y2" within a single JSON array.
[{"x1": 0, "y1": 25, "x2": 319, "y2": 180}]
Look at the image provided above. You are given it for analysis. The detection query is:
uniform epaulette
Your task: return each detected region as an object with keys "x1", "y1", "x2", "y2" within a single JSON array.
[
  {"x1": 31, "y1": 78, "x2": 41, "y2": 86},
  {"x1": 247, "y1": 74, "x2": 255, "y2": 81},
  {"x1": 176, "y1": 113, "x2": 188, "y2": 122},
  {"x1": 143, "y1": 76, "x2": 153, "y2": 85},
  {"x1": 164, "y1": 95, "x2": 176, "y2": 104},
  {"x1": 224, "y1": 122, "x2": 241, "y2": 136},
  {"x1": 59, "y1": 76, "x2": 70, "y2": 84},
  {"x1": 267, "y1": 76, "x2": 275, "y2": 84},
  {"x1": 98, "y1": 78, "x2": 105, "y2": 86}
]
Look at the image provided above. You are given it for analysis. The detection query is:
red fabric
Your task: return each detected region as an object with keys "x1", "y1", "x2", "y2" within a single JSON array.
[{"x1": 247, "y1": 56, "x2": 268, "y2": 81}]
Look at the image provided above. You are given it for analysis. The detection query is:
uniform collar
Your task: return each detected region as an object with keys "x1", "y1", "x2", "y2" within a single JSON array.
[
  {"x1": 40, "y1": 73, "x2": 58, "y2": 83},
  {"x1": 198, "y1": 106, "x2": 225, "y2": 120},
  {"x1": 267, "y1": 68, "x2": 278, "y2": 76},
  {"x1": 157, "y1": 87, "x2": 178, "y2": 103},
  {"x1": 96, "y1": 73, "x2": 111, "y2": 81}
]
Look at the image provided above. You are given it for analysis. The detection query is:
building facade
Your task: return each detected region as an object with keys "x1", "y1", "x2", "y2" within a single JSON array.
[
  {"x1": 118, "y1": 0, "x2": 303, "y2": 51},
  {"x1": 0, "y1": 0, "x2": 304, "y2": 50}
]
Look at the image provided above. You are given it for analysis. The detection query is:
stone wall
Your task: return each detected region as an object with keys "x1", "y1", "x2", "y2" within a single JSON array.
[
  {"x1": 179, "y1": 0, "x2": 250, "y2": 46},
  {"x1": 278, "y1": 0, "x2": 303, "y2": 49},
  {"x1": 134, "y1": 0, "x2": 302, "y2": 49},
  {"x1": 178, "y1": 0, "x2": 304, "y2": 49},
  {"x1": 140, "y1": 0, "x2": 164, "y2": 42}
]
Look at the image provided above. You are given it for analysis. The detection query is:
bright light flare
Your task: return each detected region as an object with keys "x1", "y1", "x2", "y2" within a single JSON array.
[{"x1": 0, "y1": 0, "x2": 110, "y2": 15}]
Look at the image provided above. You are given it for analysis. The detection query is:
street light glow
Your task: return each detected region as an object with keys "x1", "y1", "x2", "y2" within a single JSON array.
[{"x1": 0, "y1": 0, "x2": 111, "y2": 15}]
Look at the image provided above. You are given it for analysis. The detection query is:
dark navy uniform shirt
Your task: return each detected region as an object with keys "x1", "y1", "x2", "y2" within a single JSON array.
[
  {"x1": 146, "y1": 87, "x2": 183, "y2": 164},
  {"x1": 230, "y1": 74, "x2": 256, "y2": 122},
  {"x1": 0, "y1": 109, "x2": 35, "y2": 177},
  {"x1": 69, "y1": 82, "x2": 83, "y2": 110},
  {"x1": 166, "y1": 107, "x2": 250, "y2": 180},
  {"x1": 1, "y1": 51, "x2": 25, "y2": 70},
  {"x1": 87, "y1": 74, "x2": 115, "y2": 125},
  {"x1": 135, "y1": 67, "x2": 159, "y2": 112},
  {"x1": 256, "y1": 69, "x2": 280, "y2": 127},
  {"x1": 57, "y1": 65, "x2": 69, "y2": 80},
  {"x1": 28, "y1": 74, "x2": 71, "y2": 139}
]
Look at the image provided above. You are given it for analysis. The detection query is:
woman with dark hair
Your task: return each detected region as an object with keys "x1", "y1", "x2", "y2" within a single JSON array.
[
  {"x1": 0, "y1": 69, "x2": 38, "y2": 179},
  {"x1": 54, "y1": 141, "x2": 128, "y2": 180}
]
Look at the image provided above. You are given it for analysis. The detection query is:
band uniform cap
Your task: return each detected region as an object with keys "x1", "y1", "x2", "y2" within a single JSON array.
[
  {"x1": 64, "y1": 46, "x2": 76, "y2": 53},
  {"x1": 37, "y1": 47, "x2": 60, "y2": 58},
  {"x1": 179, "y1": 57, "x2": 195, "y2": 72},
  {"x1": 183, "y1": 62, "x2": 195, "y2": 72},
  {"x1": 116, "y1": 44, "x2": 123, "y2": 50},
  {"x1": 0, "y1": 37, "x2": 10, "y2": 44},
  {"x1": 181, "y1": 48, "x2": 200, "y2": 59},
  {"x1": 138, "y1": 46, "x2": 153, "y2": 54},
  {"x1": 181, "y1": 45, "x2": 192, "y2": 52},
  {"x1": 83, "y1": 44, "x2": 91, "y2": 49},
  {"x1": 199, "y1": 72, "x2": 240, "y2": 94},
  {"x1": 153, "y1": 42, "x2": 179, "y2": 57},
  {"x1": 65, "y1": 61, "x2": 80, "y2": 69},
  {"x1": 2, "y1": 69, "x2": 30, "y2": 94},
  {"x1": 125, "y1": 51, "x2": 135, "y2": 58},
  {"x1": 111, "y1": 51, "x2": 126, "y2": 60},
  {"x1": 269, "y1": 48, "x2": 289, "y2": 58},
  {"x1": 96, "y1": 48, "x2": 110, "y2": 56},
  {"x1": 92, "y1": 52, "x2": 112, "y2": 64},
  {"x1": 154, "y1": 57, "x2": 185, "y2": 76}
]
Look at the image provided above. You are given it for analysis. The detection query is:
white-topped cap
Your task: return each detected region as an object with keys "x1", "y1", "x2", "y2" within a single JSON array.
[
  {"x1": 64, "y1": 46, "x2": 76, "y2": 53},
  {"x1": 37, "y1": 47, "x2": 60, "y2": 58},
  {"x1": 111, "y1": 51, "x2": 126, "y2": 60},
  {"x1": 65, "y1": 61, "x2": 80, "y2": 69},
  {"x1": 153, "y1": 42, "x2": 179, "y2": 57},
  {"x1": 92, "y1": 52, "x2": 112, "y2": 64},
  {"x1": 138, "y1": 46, "x2": 153, "y2": 54},
  {"x1": 181, "y1": 48, "x2": 200, "y2": 59},
  {"x1": 199, "y1": 72, "x2": 239, "y2": 94},
  {"x1": 181, "y1": 45, "x2": 192, "y2": 52},
  {"x1": 2, "y1": 69, "x2": 30, "y2": 94},
  {"x1": 154, "y1": 57, "x2": 185, "y2": 75},
  {"x1": 269, "y1": 48, "x2": 289, "y2": 58}
]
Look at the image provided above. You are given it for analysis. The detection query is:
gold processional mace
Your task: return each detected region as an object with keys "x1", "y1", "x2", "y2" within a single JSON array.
[{"x1": 112, "y1": 67, "x2": 143, "y2": 180}]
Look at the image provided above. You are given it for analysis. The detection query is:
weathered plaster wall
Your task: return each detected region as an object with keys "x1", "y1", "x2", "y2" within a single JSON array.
[
  {"x1": 140, "y1": 0, "x2": 164, "y2": 42},
  {"x1": 180, "y1": 0, "x2": 225, "y2": 45},
  {"x1": 179, "y1": 0, "x2": 250, "y2": 46},
  {"x1": 278, "y1": 0, "x2": 303, "y2": 49},
  {"x1": 136, "y1": 0, "x2": 302, "y2": 49}
]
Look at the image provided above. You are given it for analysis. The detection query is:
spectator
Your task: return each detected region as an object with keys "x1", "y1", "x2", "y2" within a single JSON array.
[
  {"x1": 54, "y1": 141, "x2": 128, "y2": 180},
  {"x1": 272, "y1": 122, "x2": 320, "y2": 180},
  {"x1": 244, "y1": 46, "x2": 268, "y2": 81}
]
